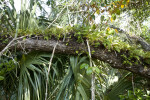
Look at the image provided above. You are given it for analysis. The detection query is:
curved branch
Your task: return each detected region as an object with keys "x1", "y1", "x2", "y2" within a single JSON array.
[
  {"x1": 0, "y1": 38, "x2": 150, "y2": 79},
  {"x1": 0, "y1": 36, "x2": 25, "y2": 57},
  {"x1": 109, "y1": 25, "x2": 150, "y2": 51}
]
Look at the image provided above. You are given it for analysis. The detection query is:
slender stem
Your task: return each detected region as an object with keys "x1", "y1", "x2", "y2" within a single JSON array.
[
  {"x1": 91, "y1": 73, "x2": 95, "y2": 100},
  {"x1": 68, "y1": 10, "x2": 86, "y2": 14},
  {"x1": 46, "y1": 6, "x2": 66, "y2": 29},
  {"x1": 132, "y1": 74, "x2": 135, "y2": 95},
  {"x1": 45, "y1": 41, "x2": 58, "y2": 100},
  {"x1": 86, "y1": 39, "x2": 95, "y2": 100},
  {"x1": 66, "y1": 0, "x2": 71, "y2": 25}
]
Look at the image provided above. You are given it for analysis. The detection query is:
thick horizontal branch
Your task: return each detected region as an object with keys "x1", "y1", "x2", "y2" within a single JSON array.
[{"x1": 0, "y1": 38, "x2": 150, "y2": 79}]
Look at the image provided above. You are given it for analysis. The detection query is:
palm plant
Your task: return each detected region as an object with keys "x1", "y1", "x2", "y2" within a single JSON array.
[
  {"x1": 55, "y1": 56, "x2": 91, "y2": 100},
  {"x1": 94, "y1": 60, "x2": 133, "y2": 100},
  {"x1": 0, "y1": 51, "x2": 136, "y2": 100},
  {"x1": 0, "y1": 51, "x2": 91, "y2": 100}
]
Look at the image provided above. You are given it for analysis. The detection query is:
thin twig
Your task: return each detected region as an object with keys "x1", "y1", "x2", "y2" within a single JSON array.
[
  {"x1": 46, "y1": 6, "x2": 66, "y2": 29},
  {"x1": 68, "y1": 10, "x2": 86, "y2": 14},
  {"x1": 86, "y1": 39, "x2": 95, "y2": 100},
  {"x1": 132, "y1": 74, "x2": 135, "y2": 95},
  {"x1": 0, "y1": 36, "x2": 25, "y2": 57},
  {"x1": 16, "y1": 39, "x2": 27, "y2": 54},
  {"x1": 66, "y1": 0, "x2": 71, "y2": 25},
  {"x1": 137, "y1": 20, "x2": 142, "y2": 35},
  {"x1": 45, "y1": 41, "x2": 58, "y2": 100}
]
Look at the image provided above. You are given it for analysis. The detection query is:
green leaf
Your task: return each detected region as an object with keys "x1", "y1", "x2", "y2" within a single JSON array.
[
  {"x1": 108, "y1": 30, "x2": 115, "y2": 35},
  {"x1": 112, "y1": 14, "x2": 116, "y2": 20},
  {"x1": 80, "y1": 63, "x2": 89, "y2": 69},
  {"x1": 86, "y1": 67, "x2": 93, "y2": 74},
  {"x1": 101, "y1": 15, "x2": 104, "y2": 21},
  {"x1": 105, "y1": 0, "x2": 107, "y2": 4},
  {"x1": 77, "y1": 83, "x2": 88, "y2": 100},
  {"x1": 75, "y1": 91, "x2": 80, "y2": 100},
  {"x1": 44, "y1": 36, "x2": 49, "y2": 40},
  {"x1": 91, "y1": 15, "x2": 95, "y2": 20},
  {"x1": 93, "y1": 67, "x2": 100, "y2": 73},
  {"x1": 116, "y1": 9, "x2": 121, "y2": 15},
  {"x1": 0, "y1": 76, "x2": 4, "y2": 80},
  {"x1": 101, "y1": 3, "x2": 105, "y2": 7}
]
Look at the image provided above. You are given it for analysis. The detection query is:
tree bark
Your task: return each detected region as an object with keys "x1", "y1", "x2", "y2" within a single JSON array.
[{"x1": 0, "y1": 38, "x2": 150, "y2": 79}]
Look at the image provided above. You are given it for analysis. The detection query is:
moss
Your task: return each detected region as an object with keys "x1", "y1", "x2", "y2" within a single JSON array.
[{"x1": 1, "y1": 25, "x2": 150, "y2": 66}]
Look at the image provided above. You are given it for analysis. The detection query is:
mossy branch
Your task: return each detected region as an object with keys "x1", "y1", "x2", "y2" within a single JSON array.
[{"x1": 0, "y1": 38, "x2": 150, "y2": 79}]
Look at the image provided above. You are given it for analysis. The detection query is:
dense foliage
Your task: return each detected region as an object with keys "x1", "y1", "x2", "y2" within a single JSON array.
[{"x1": 0, "y1": 0, "x2": 150, "y2": 100}]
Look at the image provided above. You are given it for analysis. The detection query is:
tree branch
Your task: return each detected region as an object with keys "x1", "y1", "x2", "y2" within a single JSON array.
[
  {"x1": 0, "y1": 38, "x2": 150, "y2": 79},
  {"x1": 109, "y1": 25, "x2": 150, "y2": 51}
]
